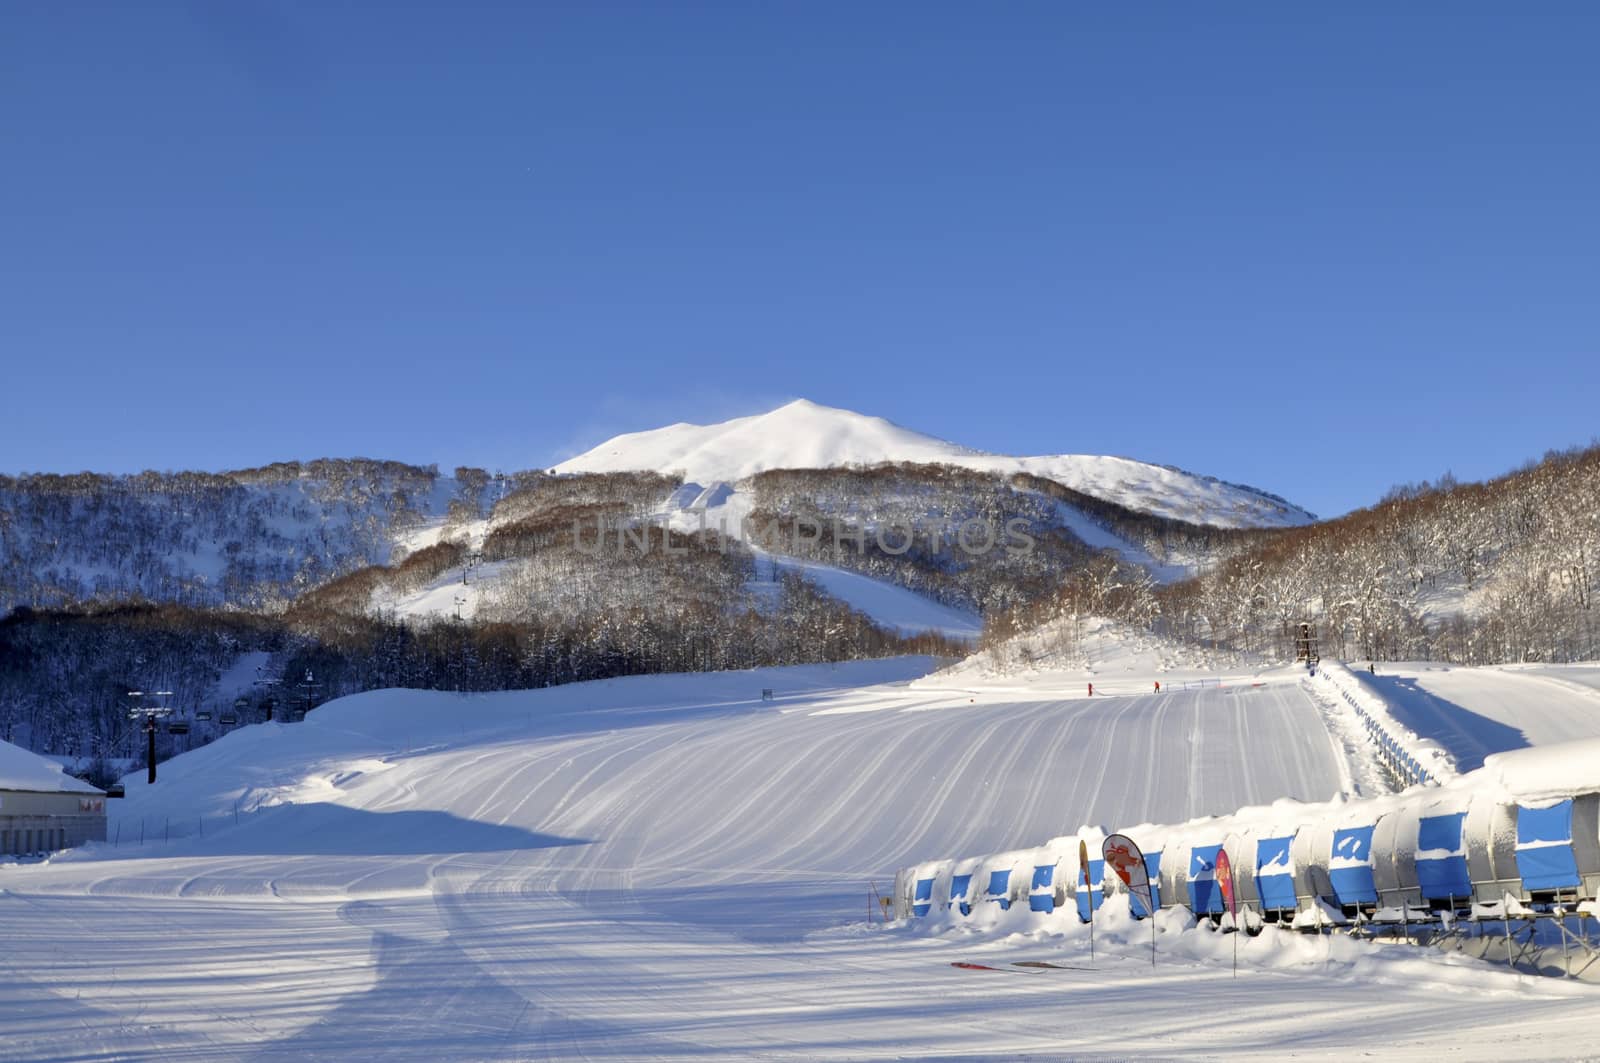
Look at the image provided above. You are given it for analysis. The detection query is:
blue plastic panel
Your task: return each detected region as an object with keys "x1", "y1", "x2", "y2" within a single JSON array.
[
  {"x1": 949, "y1": 873, "x2": 973, "y2": 914},
  {"x1": 1074, "y1": 858, "x2": 1104, "y2": 922},
  {"x1": 1028, "y1": 864, "x2": 1055, "y2": 912},
  {"x1": 1188, "y1": 844, "x2": 1224, "y2": 914},
  {"x1": 1255, "y1": 835, "x2": 1297, "y2": 911},
  {"x1": 1415, "y1": 813, "x2": 1472, "y2": 901},
  {"x1": 1516, "y1": 800, "x2": 1581, "y2": 891},
  {"x1": 1129, "y1": 851, "x2": 1163, "y2": 918},
  {"x1": 987, "y1": 868, "x2": 1012, "y2": 909},
  {"x1": 912, "y1": 877, "x2": 935, "y2": 917},
  {"x1": 1329, "y1": 825, "x2": 1378, "y2": 906}
]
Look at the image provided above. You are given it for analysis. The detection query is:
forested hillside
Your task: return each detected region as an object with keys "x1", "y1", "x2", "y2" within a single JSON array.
[
  {"x1": 0, "y1": 460, "x2": 449, "y2": 611},
  {"x1": 985, "y1": 444, "x2": 1600, "y2": 667},
  {"x1": 0, "y1": 452, "x2": 1291, "y2": 773},
  {"x1": 0, "y1": 579, "x2": 958, "y2": 785},
  {"x1": 741, "y1": 464, "x2": 1243, "y2": 613}
]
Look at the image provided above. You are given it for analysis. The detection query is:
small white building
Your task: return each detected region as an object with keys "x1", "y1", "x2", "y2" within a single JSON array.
[{"x1": 0, "y1": 739, "x2": 106, "y2": 857}]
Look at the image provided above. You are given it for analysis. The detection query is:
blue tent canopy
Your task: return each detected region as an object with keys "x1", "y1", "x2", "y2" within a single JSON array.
[
  {"x1": 1075, "y1": 858, "x2": 1104, "y2": 922},
  {"x1": 1329, "y1": 825, "x2": 1378, "y2": 906},
  {"x1": 1415, "y1": 812, "x2": 1472, "y2": 901},
  {"x1": 1255, "y1": 835, "x2": 1297, "y2": 911},
  {"x1": 912, "y1": 877, "x2": 935, "y2": 917},
  {"x1": 1516, "y1": 800, "x2": 1581, "y2": 891},
  {"x1": 1188, "y1": 844, "x2": 1224, "y2": 914},
  {"x1": 1029, "y1": 863, "x2": 1056, "y2": 913}
]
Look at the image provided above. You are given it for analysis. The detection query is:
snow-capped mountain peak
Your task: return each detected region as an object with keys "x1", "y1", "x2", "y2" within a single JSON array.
[
  {"x1": 555, "y1": 399, "x2": 982, "y2": 483},
  {"x1": 554, "y1": 399, "x2": 1313, "y2": 529}
]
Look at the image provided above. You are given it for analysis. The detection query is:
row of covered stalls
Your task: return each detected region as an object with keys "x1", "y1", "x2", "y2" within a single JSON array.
[{"x1": 894, "y1": 747, "x2": 1600, "y2": 977}]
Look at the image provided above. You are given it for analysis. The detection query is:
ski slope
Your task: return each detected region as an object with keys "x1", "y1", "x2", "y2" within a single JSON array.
[
  {"x1": 3, "y1": 660, "x2": 1598, "y2": 1060},
  {"x1": 760, "y1": 552, "x2": 983, "y2": 640}
]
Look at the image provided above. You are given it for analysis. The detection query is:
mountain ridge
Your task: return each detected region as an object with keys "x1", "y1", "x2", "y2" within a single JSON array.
[{"x1": 555, "y1": 399, "x2": 1314, "y2": 529}]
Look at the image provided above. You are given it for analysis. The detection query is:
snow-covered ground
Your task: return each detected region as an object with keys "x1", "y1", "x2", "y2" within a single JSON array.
[
  {"x1": 5, "y1": 654, "x2": 1599, "y2": 1059},
  {"x1": 557, "y1": 398, "x2": 1315, "y2": 528},
  {"x1": 924, "y1": 614, "x2": 1252, "y2": 692},
  {"x1": 1352, "y1": 662, "x2": 1600, "y2": 772}
]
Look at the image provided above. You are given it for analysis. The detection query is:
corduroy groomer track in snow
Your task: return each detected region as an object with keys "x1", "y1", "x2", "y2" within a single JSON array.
[{"x1": 5, "y1": 657, "x2": 1600, "y2": 1060}]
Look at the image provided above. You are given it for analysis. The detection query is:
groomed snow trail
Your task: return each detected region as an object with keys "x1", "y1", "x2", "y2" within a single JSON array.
[{"x1": 3, "y1": 661, "x2": 1598, "y2": 1060}]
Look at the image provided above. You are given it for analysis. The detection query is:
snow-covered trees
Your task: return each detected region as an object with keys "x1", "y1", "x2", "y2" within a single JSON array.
[
  {"x1": 745, "y1": 464, "x2": 1098, "y2": 615},
  {"x1": 0, "y1": 460, "x2": 443, "y2": 613},
  {"x1": 1156, "y1": 443, "x2": 1600, "y2": 664}
]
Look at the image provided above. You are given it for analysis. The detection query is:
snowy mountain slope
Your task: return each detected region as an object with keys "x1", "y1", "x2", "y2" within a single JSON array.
[
  {"x1": 556, "y1": 399, "x2": 1314, "y2": 529},
  {"x1": 377, "y1": 550, "x2": 979, "y2": 639},
  {"x1": 4, "y1": 661, "x2": 1596, "y2": 1060},
  {"x1": 370, "y1": 560, "x2": 513, "y2": 623}
]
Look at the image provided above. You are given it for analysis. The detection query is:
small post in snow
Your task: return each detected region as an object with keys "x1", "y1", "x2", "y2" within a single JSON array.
[{"x1": 1080, "y1": 839, "x2": 1094, "y2": 965}]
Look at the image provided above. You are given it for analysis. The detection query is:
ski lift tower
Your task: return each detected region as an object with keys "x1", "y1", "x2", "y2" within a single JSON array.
[
  {"x1": 253, "y1": 661, "x2": 281, "y2": 722},
  {"x1": 294, "y1": 669, "x2": 321, "y2": 722},
  {"x1": 1294, "y1": 621, "x2": 1320, "y2": 665},
  {"x1": 127, "y1": 690, "x2": 174, "y2": 785}
]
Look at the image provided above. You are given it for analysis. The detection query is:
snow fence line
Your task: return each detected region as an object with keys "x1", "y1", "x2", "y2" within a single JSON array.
[
  {"x1": 1315, "y1": 661, "x2": 1455, "y2": 787},
  {"x1": 892, "y1": 737, "x2": 1600, "y2": 949}
]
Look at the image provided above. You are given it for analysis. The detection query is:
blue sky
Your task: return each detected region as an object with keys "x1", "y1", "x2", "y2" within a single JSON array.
[{"x1": 3, "y1": 2, "x2": 1596, "y2": 518}]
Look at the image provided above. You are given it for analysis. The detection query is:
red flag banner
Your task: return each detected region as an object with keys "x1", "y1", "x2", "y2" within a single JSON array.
[
  {"x1": 1101, "y1": 833, "x2": 1153, "y2": 916},
  {"x1": 1215, "y1": 847, "x2": 1238, "y2": 920}
]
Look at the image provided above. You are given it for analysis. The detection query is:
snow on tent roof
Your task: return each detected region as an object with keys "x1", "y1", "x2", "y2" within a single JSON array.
[
  {"x1": 0, "y1": 738, "x2": 102, "y2": 795},
  {"x1": 1483, "y1": 738, "x2": 1600, "y2": 804}
]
